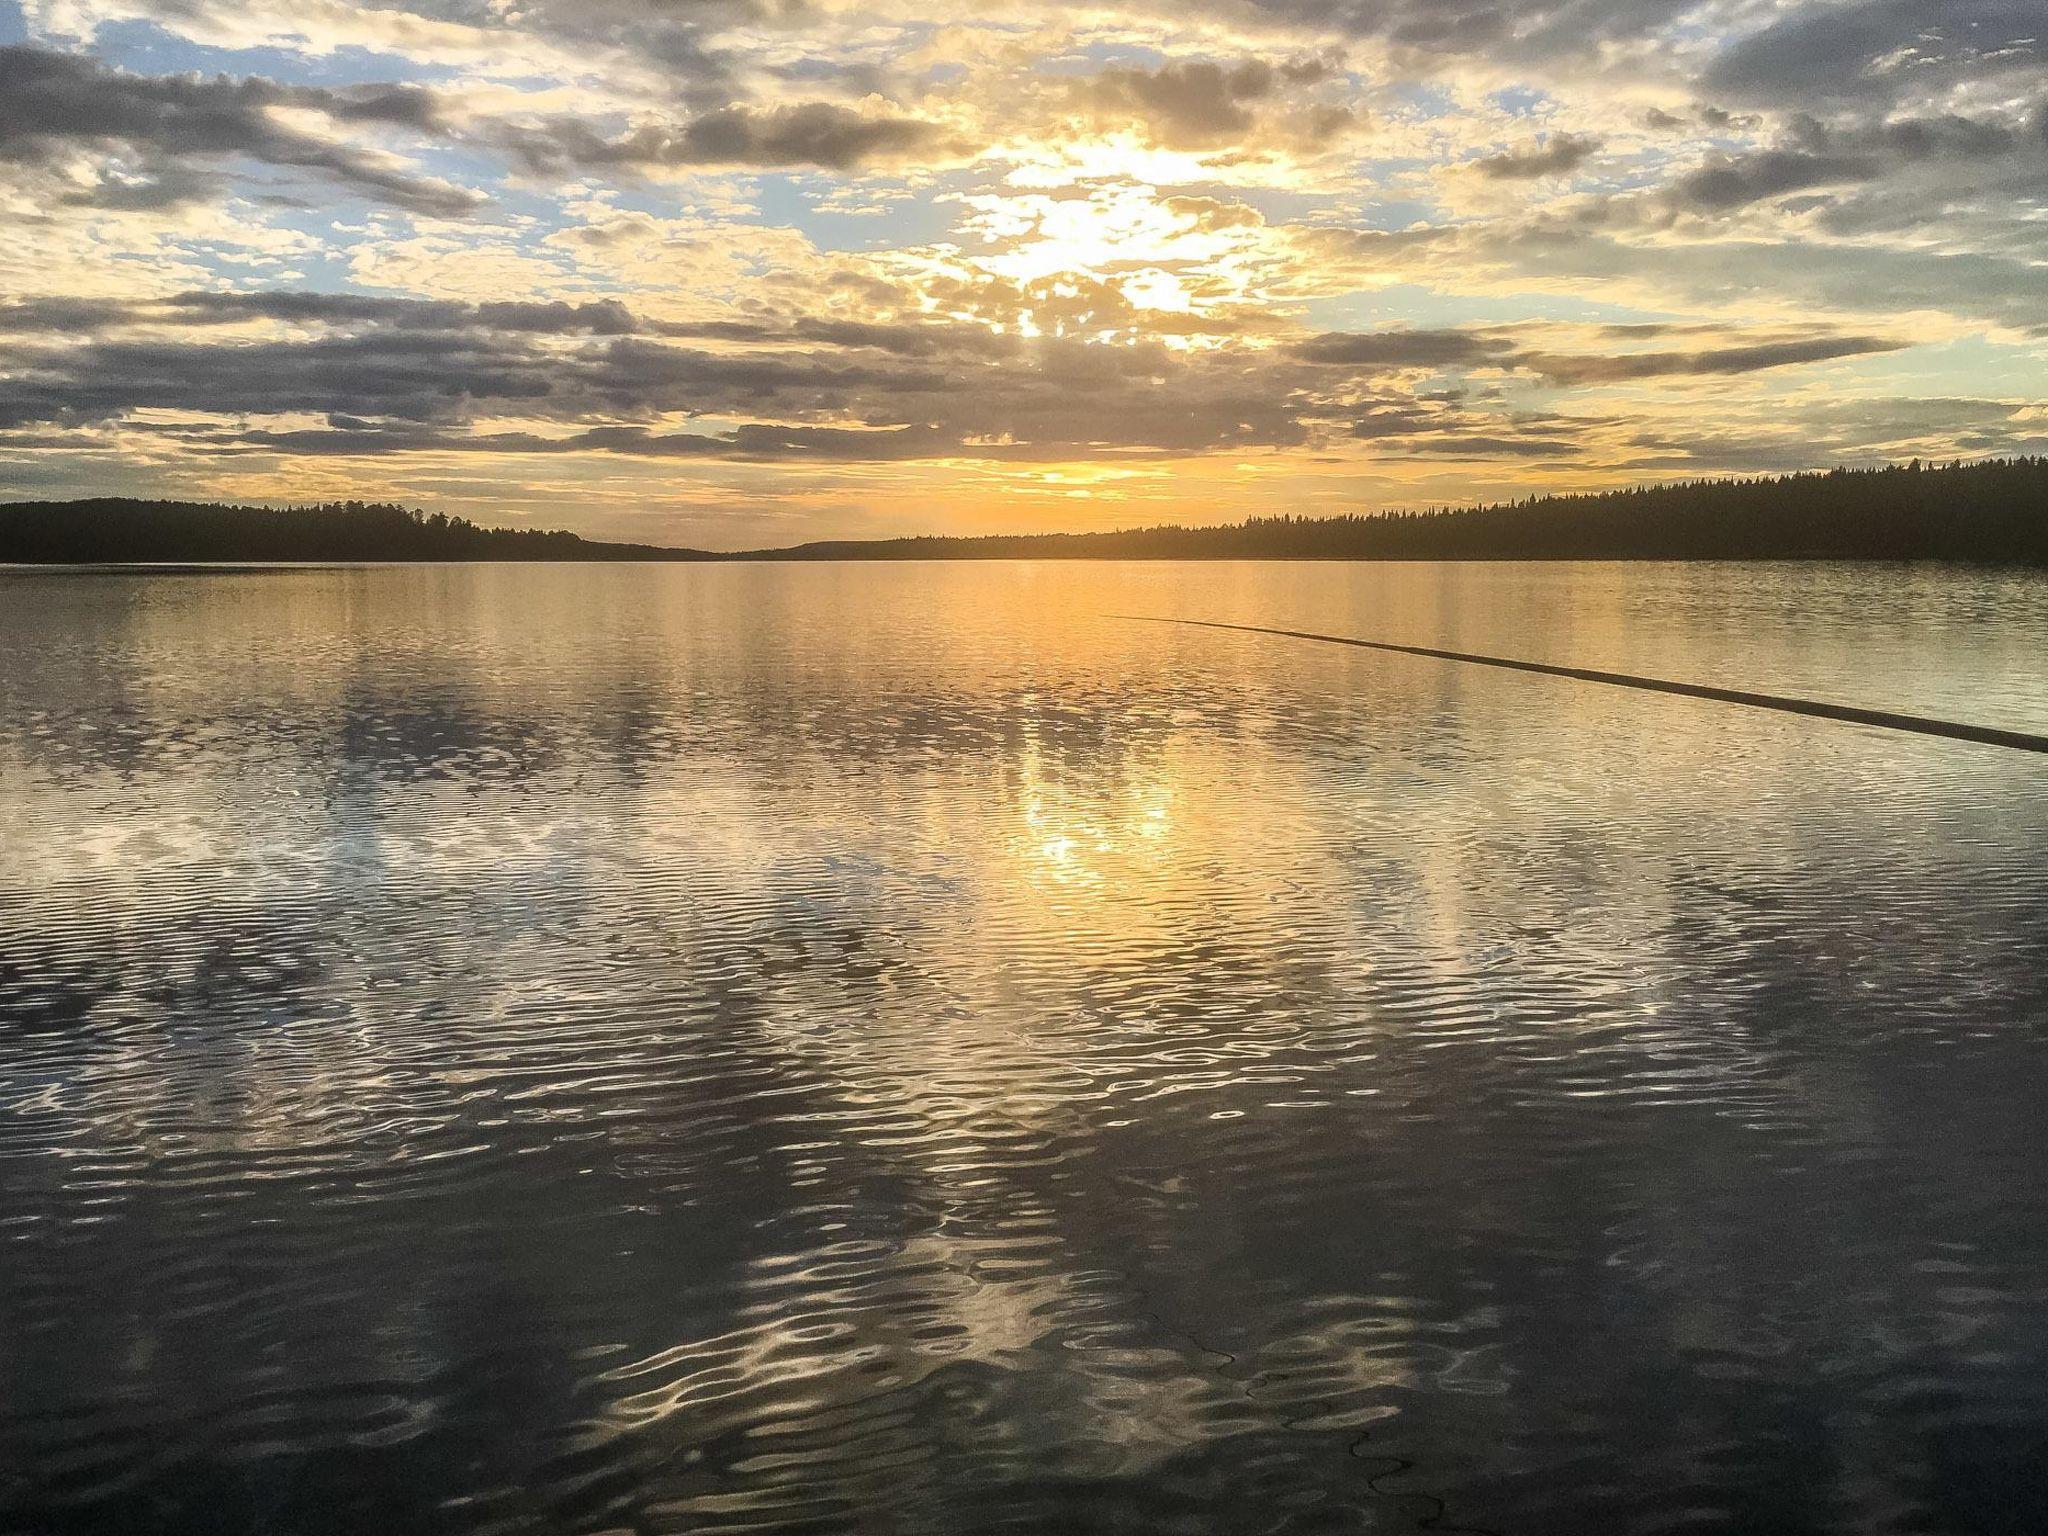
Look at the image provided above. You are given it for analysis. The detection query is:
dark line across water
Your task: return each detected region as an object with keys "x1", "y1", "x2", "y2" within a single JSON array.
[{"x1": 1117, "y1": 616, "x2": 2048, "y2": 756}]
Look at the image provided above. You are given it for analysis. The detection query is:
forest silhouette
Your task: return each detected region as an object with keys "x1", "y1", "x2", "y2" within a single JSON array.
[
  {"x1": 3, "y1": 458, "x2": 2044, "y2": 565},
  {"x1": 0, "y1": 498, "x2": 701, "y2": 563}
]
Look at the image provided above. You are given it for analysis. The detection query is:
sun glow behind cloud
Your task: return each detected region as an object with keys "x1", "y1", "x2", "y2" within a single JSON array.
[{"x1": 0, "y1": 0, "x2": 2043, "y2": 545}]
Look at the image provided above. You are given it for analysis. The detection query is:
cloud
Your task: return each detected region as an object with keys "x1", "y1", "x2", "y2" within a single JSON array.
[
  {"x1": 1348, "y1": 404, "x2": 1441, "y2": 437},
  {"x1": 1397, "y1": 216, "x2": 2048, "y2": 334},
  {"x1": 1392, "y1": 433, "x2": 1580, "y2": 457},
  {"x1": 1077, "y1": 60, "x2": 1279, "y2": 148},
  {"x1": 787, "y1": 317, "x2": 1018, "y2": 358},
  {"x1": 2, "y1": 5, "x2": 2041, "y2": 527},
  {"x1": 1471, "y1": 132, "x2": 1600, "y2": 179},
  {"x1": 0, "y1": 287, "x2": 1932, "y2": 481},
  {"x1": 1291, "y1": 330, "x2": 1515, "y2": 368},
  {"x1": 1068, "y1": 54, "x2": 1366, "y2": 151},
  {"x1": 1166, "y1": 0, "x2": 1704, "y2": 63},
  {"x1": 0, "y1": 331, "x2": 561, "y2": 428},
  {"x1": 1287, "y1": 323, "x2": 1906, "y2": 390},
  {"x1": 1523, "y1": 335, "x2": 1906, "y2": 384},
  {"x1": 162, "y1": 291, "x2": 648, "y2": 334},
  {"x1": 1670, "y1": 149, "x2": 1880, "y2": 210},
  {"x1": 1664, "y1": 106, "x2": 2046, "y2": 212},
  {"x1": 8, "y1": 289, "x2": 1042, "y2": 360},
  {"x1": 211, "y1": 420, "x2": 961, "y2": 461},
  {"x1": 500, "y1": 102, "x2": 954, "y2": 174},
  {"x1": 1706, "y1": 0, "x2": 2046, "y2": 108},
  {"x1": 668, "y1": 104, "x2": 949, "y2": 169},
  {"x1": 0, "y1": 297, "x2": 133, "y2": 332},
  {"x1": 0, "y1": 44, "x2": 476, "y2": 214},
  {"x1": 0, "y1": 300, "x2": 1319, "y2": 456},
  {"x1": 163, "y1": 291, "x2": 470, "y2": 326}
]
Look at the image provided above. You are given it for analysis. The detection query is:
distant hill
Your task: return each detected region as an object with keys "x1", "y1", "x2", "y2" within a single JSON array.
[
  {"x1": 0, "y1": 498, "x2": 713, "y2": 563},
  {"x1": 4, "y1": 459, "x2": 2046, "y2": 565},
  {"x1": 733, "y1": 459, "x2": 2048, "y2": 565}
]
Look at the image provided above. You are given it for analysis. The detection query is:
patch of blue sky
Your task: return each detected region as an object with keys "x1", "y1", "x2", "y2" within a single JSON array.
[
  {"x1": 405, "y1": 141, "x2": 515, "y2": 194},
  {"x1": 0, "y1": 0, "x2": 26, "y2": 44},
  {"x1": 1487, "y1": 86, "x2": 1550, "y2": 118},
  {"x1": 1382, "y1": 81, "x2": 1460, "y2": 118},
  {"x1": 231, "y1": 240, "x2": 361, "y2": 293},
  {"x1": 1193, "y1": 185, "x2": 1333, "y2": 224},
  {"x1": 475, "y1": 190, "x2": 597, "y2": 239},
  {"x1": 1045, "y1": 38, "x2": 1170, "y2": 74},
  {"x1": 1307, "y1": 194, "x2": 1442, "y2": 232},
  {"x1": 750, "y1": 175, "x2": 956, "y2": 251},
  {"x1": 1655, "y1": 10, "x2": 1739, "y2": 47},
  {"x1": 1304, "y1": 283, "x2": 1683, "y2": 332}
]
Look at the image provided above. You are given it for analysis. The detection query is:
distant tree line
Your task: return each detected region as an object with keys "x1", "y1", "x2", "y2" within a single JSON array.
[
  {"x1": 3, "y1": 459, "x2": 2045, "y2": 564},
  {"x1": 0, "y1": 498, "x2": 707, "y2": 563},
  {"x1": 740, "y1": 459, "x2": 2048, "y2": 565}
]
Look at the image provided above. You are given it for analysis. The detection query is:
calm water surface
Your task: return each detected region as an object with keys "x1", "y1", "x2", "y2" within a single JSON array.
[{"x1": 3, "y1": 561, "x2": 2046, "y2": 1535}]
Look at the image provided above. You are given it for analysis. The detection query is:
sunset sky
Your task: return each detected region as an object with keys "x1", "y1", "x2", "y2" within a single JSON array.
[{"x1": 1, "y1": 0, "x2": 2043, "y2": 547}]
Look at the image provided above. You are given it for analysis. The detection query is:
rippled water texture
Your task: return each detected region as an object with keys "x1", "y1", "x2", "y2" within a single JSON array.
[{"x1": 3, "y1": 560, "x2": 2047, "y2": 1536}]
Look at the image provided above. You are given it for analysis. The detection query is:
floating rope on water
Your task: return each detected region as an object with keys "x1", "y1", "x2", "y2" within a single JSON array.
[{"x1": 1115, "y1": 616, "x2": 2048, "y2": 757}]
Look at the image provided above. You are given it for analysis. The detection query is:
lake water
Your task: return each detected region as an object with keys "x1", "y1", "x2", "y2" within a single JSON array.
[{"x1": 3, "y1": 560, "x2": 2046, "y2": 1536}]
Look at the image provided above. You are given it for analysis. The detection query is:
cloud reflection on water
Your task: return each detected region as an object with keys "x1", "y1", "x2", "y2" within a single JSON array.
[{"x1": 1, "y1": 561, "x2": 2046, "y2": 1533}]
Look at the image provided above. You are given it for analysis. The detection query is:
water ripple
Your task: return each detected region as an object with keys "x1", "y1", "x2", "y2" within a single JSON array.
[{"x1": 2, "y1": 561, "x2": 2045, "y2": 1534}]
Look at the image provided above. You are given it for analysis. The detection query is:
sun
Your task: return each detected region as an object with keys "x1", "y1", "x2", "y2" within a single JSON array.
[{"x1": 952, "y1": 171, "x2": 1270, "y2": 327}]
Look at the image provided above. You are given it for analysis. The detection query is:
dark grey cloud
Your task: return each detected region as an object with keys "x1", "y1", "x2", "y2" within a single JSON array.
[
  {"x1": 0, "y1": 332, "x2": 557, "y2": 428},
  {"x1": 674, "y1": 103, "x2": 946, "y2": 168},
  {"x1": 83, "y1": 0, "x2": 1695, "y2": 85},
  {"x1": 1868, "y1": 111, "x2": 2037, "y2": 160},
  {"x1": 0, "y1": 325, "x2": 950, "y2": 432},
  {"x1": 1179, "y1": 0, "x2": 1702, "y2": 62},
  {"x1": 1671, "y1": 149, "x2": 1879, "y2": 210},
  {"x1": 1525, "y1": 335, "x2": 1904, "y2": 384},
  {"x1": 163, "y1": 291, "x2": 471, "y2": 327},
  {"x1": 0, "y1": 297, "x2": 133, "y2": 333},
  {"x1": 0, "y1": 281, "x2": 1951, "y2": 472},
  {"x1": 161, "y1": 291, "x2": 647, "y2": 335},
  {"x1": 581, "y1": 335, "x2": 945, "y2": 405},
  {"x1": 0, "y1": 45, "x2": 475, "y2": 214},
  {"x1": 1380, "y1": 431, "x2": 1581, "y2": 458},
  {"x1": 472, "y1": 300, "x2": 642, "y2": 336},
  {"x1": 1071, "y1": 54, "x2": 1360, "y2": 148},
  {"x1": 1291, "y1": 329, "x2": 1515, "y2": 368},
  {"x1": 1664, "y1": 103, "x2": 2047, "y2": 213},
  {"x1": 4, "y1": 291, "x2": 1044, "y2": 367},
  {"x1": 1707, "y1": 0, "x2": 2046, "y2": 108},
  {"x1": 1348, "y1": 404, "x2": 1441, "y2": 437},
  {"x1": 1292, "y1": 324, "x2": 1903, "y2": 386},
  {"x1": 0, "y1": 309, "x2": 1316, "y2": 458},
  {"x1": 61, "y1": 161, "x2": 225, "y2": 210},
  {"x1": 1472, "y1": 131, "x2": 1600, "y2": 179},
  {"x1": 787, "y1": 317, "x2": 1019, "y2": 358},
  {"x1": 209, "y1": 420, "x2": 959, "y2": 461},
  {"x1": 1078, "y1": 60, "x2": 1279, "y2": 147},
  {"x1": 500, "y1": 102, "x2": 950, "y2": 173}
]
